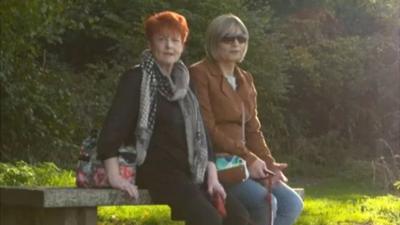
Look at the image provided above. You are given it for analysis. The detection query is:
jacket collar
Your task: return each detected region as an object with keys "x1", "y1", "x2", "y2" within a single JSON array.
[{"x1": 202, "y1": 58, "x2": 248, "y2": 100}]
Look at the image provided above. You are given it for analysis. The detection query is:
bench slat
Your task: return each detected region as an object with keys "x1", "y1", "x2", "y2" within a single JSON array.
[
  {"x1": 1, "y1": 187, "x2": 151, "y2": 208},
  {"x1": 1, "y1": 186, "x2": 304, "y2": 208}
]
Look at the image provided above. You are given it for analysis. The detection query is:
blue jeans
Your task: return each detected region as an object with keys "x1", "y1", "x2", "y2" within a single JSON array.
[{"x1": 226, "y1": 179, "x2": 303, "y2": 225}]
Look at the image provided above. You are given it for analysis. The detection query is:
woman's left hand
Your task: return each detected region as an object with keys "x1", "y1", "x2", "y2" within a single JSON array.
[
  {"x1": 272, "y1": 162, "x2": 288, "y2": 183},
  {"x1": 261, "y1": 162, "x2": 288, "y2": 187}
]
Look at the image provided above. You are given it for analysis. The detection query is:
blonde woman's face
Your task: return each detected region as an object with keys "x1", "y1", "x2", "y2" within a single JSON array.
[
  {"x1": 150, "y1": 29, "x2": 184, "y2": 68},
  {"x1": 215, "y1": 26, "x2": 247, "y2": 64}
]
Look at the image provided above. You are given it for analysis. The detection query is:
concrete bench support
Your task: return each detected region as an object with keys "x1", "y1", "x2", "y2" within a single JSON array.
[
  {"x1": 1, "y1": 186, "x2": 304, "y2": 225},
  {"x1": 1, "y1": 206, "x2": 96, "y2": 225},
  {"x1": 0, "y1": 187, "x2": 152, "y2": 225}
]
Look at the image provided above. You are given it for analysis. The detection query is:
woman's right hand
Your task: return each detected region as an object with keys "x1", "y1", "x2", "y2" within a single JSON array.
[
  {"x1": 108, "y1": 174, "x2": 139, "y2": 199},
  {"x1": 104, "y1": 157, "x2": 139, "y2": 199},
  {"x1": 248, "y1": 157, "x2": 269, "y2": 179},
  {"x1": 207, "y1": 162, "x2": 227, "y2": 199}
]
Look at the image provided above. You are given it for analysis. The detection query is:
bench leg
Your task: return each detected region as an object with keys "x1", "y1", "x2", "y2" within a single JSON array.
[{"x1": 1, "y1": 206, "x2": 97, "y2": 225}]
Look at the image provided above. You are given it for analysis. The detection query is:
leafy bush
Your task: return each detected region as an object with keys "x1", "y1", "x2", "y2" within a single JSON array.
[
  {"x1": 1, "y1": 0, "x2": 399, "y2": 173},
  {"x1": 0, "y1": 0, "x2": 80, "y2": 165},
  {"x1": 0, "y1": 0, "x2": 280, "y2": 167},
  {"x1": 0, "y1": 161, "x2": 74, "y2": 186}
]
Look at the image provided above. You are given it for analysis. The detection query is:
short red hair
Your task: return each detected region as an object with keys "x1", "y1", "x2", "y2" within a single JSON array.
[{"x1": 144, "y1": 11, "x2": 189, "y2": 43}]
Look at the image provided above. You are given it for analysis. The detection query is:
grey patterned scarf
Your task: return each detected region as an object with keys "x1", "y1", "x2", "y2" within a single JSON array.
[{"x1": 135, "y1": 50, "x2": 208, "y2": 183}]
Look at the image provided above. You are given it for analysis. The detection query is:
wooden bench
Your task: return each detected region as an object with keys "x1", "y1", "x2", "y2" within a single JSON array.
[{"x1": 0, "y1": 186, "x2": 304, "y2": 225}]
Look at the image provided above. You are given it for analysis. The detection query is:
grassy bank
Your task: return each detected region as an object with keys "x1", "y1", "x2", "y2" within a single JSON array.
[{"x1": 294, "y1": 178, "x2": 400, "y2": 225}]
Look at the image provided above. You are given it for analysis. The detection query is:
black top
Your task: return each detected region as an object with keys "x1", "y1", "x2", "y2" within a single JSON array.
[{"x1": 97, "y1": 65, "x2": 213, "y2": 187}]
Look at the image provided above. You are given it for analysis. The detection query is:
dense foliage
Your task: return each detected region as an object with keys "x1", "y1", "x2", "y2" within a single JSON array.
[
  {"x1": 0, "y1": 161, "x2": 74, "y2": 186},
  {"x1": 1, "y1": 0, "x2": 399, "y2": 174}
]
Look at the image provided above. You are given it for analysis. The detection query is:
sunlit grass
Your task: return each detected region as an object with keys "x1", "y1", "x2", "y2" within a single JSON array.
[
  {"x1": 294, "y1": 178, "x2": 400, "y2": 225},
  {"x1": 98, "y1": 205, "x2": 184, "y2": 225},
  {"x1": 96, "y1": 179, "x2": 400, "y2": 225},
  {"x1": 297, "y1": 195, "x2": 399, "y2": 225}
]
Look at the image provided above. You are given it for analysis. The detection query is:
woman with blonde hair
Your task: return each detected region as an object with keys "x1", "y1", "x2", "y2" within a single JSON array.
[{"x1": 190, "y1": 14, "x2": 303, "y2": 225}]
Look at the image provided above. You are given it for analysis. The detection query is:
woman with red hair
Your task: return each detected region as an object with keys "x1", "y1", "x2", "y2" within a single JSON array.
[
  {"x1": 97, "y1": 11, "x2": 249, "y2": 225},
  {"x1": 190, "y1": 14, "x2": 303, "y2": 225}
]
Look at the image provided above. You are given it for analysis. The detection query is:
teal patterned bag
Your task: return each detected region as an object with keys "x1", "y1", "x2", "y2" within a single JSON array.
[{"x1": 215, "y1": 154, "x2": 249, "y2": 185}]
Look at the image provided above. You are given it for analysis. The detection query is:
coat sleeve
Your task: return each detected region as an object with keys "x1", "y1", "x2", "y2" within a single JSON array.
[
  {"x1": 97, "y1": 69, "x2": 141, "y2": 161},
  {"x1": 189, "y1": 64, "x2": 259, "y2": 165},
  {"x1": 243, "y1": 71, "x2": 275, "y2": 167},
  {"x1": 190, "y1": 81, "x2": 215, "y2": 162}
]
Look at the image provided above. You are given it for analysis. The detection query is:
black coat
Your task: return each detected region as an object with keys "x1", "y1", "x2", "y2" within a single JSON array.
[{"x1": 97, "y1": 65, "x2": 213, "y2": 188}]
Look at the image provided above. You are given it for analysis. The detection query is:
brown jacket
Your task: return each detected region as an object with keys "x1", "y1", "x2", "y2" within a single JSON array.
[{"x1": 189, "y1": 59, "x2": 275, "y2": 167}]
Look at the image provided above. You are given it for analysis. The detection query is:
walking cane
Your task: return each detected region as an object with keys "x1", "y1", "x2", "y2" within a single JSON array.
[
  {"x1": 243, "y1": 103, "x2": 275, "y2": 225},
  {"x1": 266, "y1": 176, "x2": 273, "y2": 225}
]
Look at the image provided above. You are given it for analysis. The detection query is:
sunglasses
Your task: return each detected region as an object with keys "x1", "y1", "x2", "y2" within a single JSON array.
[{"x1": 220, "y1": 35, "x2": 247, "y2": 44}]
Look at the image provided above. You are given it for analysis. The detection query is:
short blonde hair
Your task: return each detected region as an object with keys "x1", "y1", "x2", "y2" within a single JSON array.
[{"x1": 205, "y1": 14, "x2": 249, "y2": 62}]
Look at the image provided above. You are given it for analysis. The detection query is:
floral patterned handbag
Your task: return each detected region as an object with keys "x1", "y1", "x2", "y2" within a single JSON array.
[{"x1": 76, "y1": 130, "x2": 136, "y2": 188}]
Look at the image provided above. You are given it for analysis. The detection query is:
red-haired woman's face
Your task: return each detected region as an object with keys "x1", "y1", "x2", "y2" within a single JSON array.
[{"x1": 150, "y1": 29, "x2": 184, "y2": 69}]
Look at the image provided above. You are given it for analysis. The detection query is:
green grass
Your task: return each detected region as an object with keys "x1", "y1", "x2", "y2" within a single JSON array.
[
  {"x1": 294, "y1": 178, "x2": 400, "y2": 225},
  {"x1": 96, "y1": 178, "x2": 400, "y2": 225},
  {"x1": 98, "y1": 205, "x2": 184, "y2": 225},
  {"x1": 1, "y1": 162, "x2": 398, "y2": 225}
]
